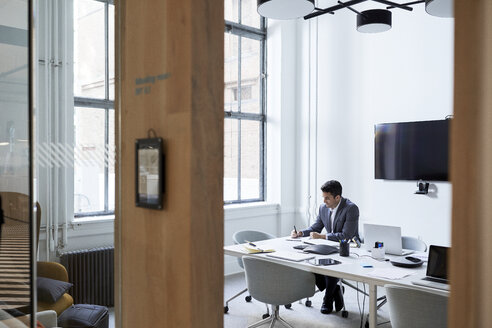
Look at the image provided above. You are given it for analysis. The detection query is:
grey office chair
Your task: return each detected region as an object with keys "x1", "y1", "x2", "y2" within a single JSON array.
[
  {"x1": 243, "y1": 256, "x2": 316, "y2": 328},
  {"x1": 385, "y1": 284, "x2": 448, "y2": 328},
  {"x1": 401, "y1": 236, "x2": 427, "y2": 252},
  {"x1": 224, "y1": 230, "x2": 276, "y2": 316}
]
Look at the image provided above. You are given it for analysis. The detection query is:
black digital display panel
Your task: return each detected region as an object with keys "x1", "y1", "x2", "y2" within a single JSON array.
[{"x1": 375, "y1": 119, "x2": 450, "y2": 181}]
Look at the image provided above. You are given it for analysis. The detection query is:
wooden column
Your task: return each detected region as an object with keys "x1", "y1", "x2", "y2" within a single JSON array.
[
  {"x1": 450, "y1": 0, "x2": 492, "y2": 327},
  {"x1": 115, "y1": 0, "x2": 224, "y2": 327}
]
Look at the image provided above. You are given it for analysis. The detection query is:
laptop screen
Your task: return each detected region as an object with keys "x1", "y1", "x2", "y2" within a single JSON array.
[{"x1": 426, "y1": 245, "x2": 449, "y2": 280}]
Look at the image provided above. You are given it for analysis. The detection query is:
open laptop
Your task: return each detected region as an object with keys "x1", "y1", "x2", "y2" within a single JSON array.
[
  {"x1": 363, "y1": 223, "x2": 414, "y2": 256},
  {"x1": 412, "y1": 245, "x2": 449, "y2": 291}
]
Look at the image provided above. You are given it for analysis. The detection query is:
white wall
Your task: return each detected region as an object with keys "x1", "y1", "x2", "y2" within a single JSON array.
[{"x1": 296, "y1": 6, "x2": 454, "y2": 247}]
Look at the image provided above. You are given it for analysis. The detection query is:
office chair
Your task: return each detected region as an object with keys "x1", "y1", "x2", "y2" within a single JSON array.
[
  {"x1": 224, "y1": 230, "x2": 276, "y2": 317},
  {"x1": 243, "y1": 256, "x2": 315, "y2": 328},
  {"x1": 401, "y1": 236, "x2": 427, "y2": 252},
  {"x1": 385, "y1": 284, "x2": 448, "y2": 328}
]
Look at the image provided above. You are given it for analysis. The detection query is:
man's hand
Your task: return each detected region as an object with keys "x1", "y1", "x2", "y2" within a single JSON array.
[
  {"x1": 290, "y1": 230, "x2": 303, "y2": 238},
  {"x1": 310, "y1": 232, "x2": 326, "y2": 239}
]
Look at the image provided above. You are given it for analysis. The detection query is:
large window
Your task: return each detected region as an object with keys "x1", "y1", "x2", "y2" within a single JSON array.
[
  {"x1": 73, "y1": 0, "x2": 115, "y2": 217},
  {"x1": 224, "y1": 0, "x2": 266, "y2": 204}
]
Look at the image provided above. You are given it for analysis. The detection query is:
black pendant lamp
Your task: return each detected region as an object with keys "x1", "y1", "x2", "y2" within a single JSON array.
[
  {"x1": 425, "y1": 0, "x2": 453, "y2": 18},
  {"x1": 356, "y1": 9, "x2": 392, "y2": 33},
  {"x1": 257, "y1": 0, "x2": 315, "y2": 20}
]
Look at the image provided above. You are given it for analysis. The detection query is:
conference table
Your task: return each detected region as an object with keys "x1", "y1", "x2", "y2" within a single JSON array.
[{"x1": 224, "y1": 237, "x2": 449, "y2": 328}]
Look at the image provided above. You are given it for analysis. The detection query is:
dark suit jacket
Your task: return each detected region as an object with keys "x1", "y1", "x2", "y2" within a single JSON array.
[{"x1": 301, "y1": 197, "x2": 359, "y2": 242}]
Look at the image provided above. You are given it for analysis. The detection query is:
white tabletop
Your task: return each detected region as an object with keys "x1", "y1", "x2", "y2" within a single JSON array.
[{"x1": 224, "y1": 236, "x2": 449, "y2": 328}]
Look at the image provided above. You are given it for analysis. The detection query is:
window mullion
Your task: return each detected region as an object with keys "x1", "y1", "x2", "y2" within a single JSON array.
[
  {"x1": 104, "y1": 108, "x2": 109, "y2": 212},
  {"x1": 260, "y1": 30, "x2": 266, "y2": 201},
  {"x1": 237, "y1": 119, "x2": 241, "y2": 201},
  {"x1": 105, "y1": 1, "x2": 109, "y2": 100}
]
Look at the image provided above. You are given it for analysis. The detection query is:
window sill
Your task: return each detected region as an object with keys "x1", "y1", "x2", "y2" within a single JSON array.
[
  {"x1": 73, "y1": 214, "x2": 114, "y2": 225},
  {"x1": 224, "y1": 202, "x2": 280, "y2": 221}
]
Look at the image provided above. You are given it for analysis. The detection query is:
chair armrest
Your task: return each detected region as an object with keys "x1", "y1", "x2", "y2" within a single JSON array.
[
  {"x1": 37, "y1": 262, "x2": 69, "y2": 282},
  {"x1": 36, "y1": 310, "x2": 57, "y2": 328}
]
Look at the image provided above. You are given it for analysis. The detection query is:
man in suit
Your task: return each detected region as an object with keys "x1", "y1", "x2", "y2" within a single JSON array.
[{"x1": 291, "y1": 180, "x2": 360, "y2": 314}]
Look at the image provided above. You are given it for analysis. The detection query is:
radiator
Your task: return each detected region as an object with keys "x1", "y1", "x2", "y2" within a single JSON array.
[{"x1": 60, "y1": 246, "x2": 114, "y2": 307}]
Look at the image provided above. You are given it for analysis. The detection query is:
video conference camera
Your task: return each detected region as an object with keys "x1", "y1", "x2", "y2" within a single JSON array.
[{"x1": 415, "y1": 180, "x2": 430, "y2": 195}]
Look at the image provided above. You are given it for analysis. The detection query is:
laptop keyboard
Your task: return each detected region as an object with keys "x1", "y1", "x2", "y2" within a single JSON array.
[
  {"x1": 412, "y1": 279, "x2": 450, "y2": 291},
  {"x1": 423, "y1": 276, "x2": 448, "y2": 284}
]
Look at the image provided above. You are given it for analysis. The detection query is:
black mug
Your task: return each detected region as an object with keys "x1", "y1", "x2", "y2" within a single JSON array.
[{"x1": 339, "y1": 240, "x2": 350, "y2": 257}]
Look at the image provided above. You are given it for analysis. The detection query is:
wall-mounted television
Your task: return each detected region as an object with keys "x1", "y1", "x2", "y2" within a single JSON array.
[{"x1": 375, "y1": 119, "x2": 450, "y2": 181}]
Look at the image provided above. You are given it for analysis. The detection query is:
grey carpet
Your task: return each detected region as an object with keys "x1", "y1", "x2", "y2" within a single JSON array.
[{"x1": 224, "y1": 272, "x2": 392, "y2": 328}]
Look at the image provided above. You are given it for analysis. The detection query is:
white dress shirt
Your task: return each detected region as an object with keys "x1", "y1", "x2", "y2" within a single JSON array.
[{"x1": 330, "y1": 199, "x2": 342, "y2": 232}]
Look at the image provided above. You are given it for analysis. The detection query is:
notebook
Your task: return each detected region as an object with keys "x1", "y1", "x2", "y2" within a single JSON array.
[
  {"x1": 363, "y1": 223, "x2": 414, "y2": 256},
  {"x1": 412, "y1": 245, "x2": 449, "y2": 291},
  {"x1": 266, "y1": 251, "x2": 315, "y2": 262},
  {"x1": 243, "y1": 245, "x2": 275, "y2": 254}
]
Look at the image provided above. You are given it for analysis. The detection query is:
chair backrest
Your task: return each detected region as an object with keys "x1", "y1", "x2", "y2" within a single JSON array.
[
  {"x1": 232, "y1": 230, "x2": 276, "y2": 245},
  {"x1": 232, "y1": 230, "x2": 276, "y2": 269},
  {"x1": 385, "y1": 284, "x2": 448, "y2": 328},
  {"x1": 401, "y1": 236, "x2": 427, "y2": 252},
  {"x1": 243, "y1": 256, "x2": 315, "y2": 306}
]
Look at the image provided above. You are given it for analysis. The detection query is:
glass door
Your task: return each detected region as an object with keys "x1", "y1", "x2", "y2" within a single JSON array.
[{"x1": 0, "y1": 0, "x2": 33, "y2": 326}]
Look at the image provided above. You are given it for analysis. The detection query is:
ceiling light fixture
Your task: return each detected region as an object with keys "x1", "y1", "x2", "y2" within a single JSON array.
[
  {"x1": 425, "y1": 0, "x2": 453, "y2": 18},
  {"x1": 257, "y1": 0, "x2": 315, "y2": 20},
  {"x1": 357, "y1": 9, "x2": 392, "y2": 33},
  {"x1": 257, "y1": 0, "x2": 453, "y2": 32}
]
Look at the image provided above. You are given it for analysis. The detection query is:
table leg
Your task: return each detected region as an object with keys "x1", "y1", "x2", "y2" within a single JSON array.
[{"x1": 368, "y1": 283, "x2": 377, "y2": 328}]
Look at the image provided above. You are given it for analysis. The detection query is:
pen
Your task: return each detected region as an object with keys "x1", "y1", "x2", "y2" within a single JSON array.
[
  {"x1": 294, "y1": 225, "x2": 298, "y2": 235},
  {"x1": 245, "y1": 240, "x2": 257, "y2": 247}
]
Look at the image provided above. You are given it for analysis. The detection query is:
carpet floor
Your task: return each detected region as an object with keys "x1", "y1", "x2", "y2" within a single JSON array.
[{"x1": 224, "y1": 272, "x2": 392, "y2": 328}]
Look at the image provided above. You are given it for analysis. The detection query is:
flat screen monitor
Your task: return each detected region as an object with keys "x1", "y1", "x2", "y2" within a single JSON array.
[{"x1": 375, "y1": 119, "x2": 449, "y2": 181}]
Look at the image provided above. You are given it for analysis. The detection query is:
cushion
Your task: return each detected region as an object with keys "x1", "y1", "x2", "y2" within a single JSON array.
[
  {"x1": 37, "y1": 277, "x2": 72, "y2": 303},
  {"x1": 58, "y1": 304, "x2": 109, "y2": 328}
]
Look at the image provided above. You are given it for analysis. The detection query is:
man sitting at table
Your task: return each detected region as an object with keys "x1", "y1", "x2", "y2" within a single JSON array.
[{"x1": 291, "y1": 180, "x2": 360, "y2": 315}]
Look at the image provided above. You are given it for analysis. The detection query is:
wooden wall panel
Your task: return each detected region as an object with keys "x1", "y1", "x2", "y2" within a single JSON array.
[
  {"x1": 115, "y1": 0, "x2": 224, "y2": 327},
  {"x1": 450, "y1": 0, "x2": 492, "y2": 327}
]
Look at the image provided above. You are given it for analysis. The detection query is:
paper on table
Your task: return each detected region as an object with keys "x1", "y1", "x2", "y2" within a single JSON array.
[
  {"x1": 367, "y1": 268, "x2": 417, "y2": 280},
  {"x1": 267, "y1": 251, "x2": 315, "y2": 262},
  {"x1": 303, "y1": 238, "x2": 332, "y2": 245}
]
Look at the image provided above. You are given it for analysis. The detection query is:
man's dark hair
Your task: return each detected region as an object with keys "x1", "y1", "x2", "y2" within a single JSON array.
[{"x1": 320, "y1": 180, "x2": 342, "y2": 197}]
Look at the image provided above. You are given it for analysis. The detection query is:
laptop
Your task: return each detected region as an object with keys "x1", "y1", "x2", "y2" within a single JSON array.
[
  {"x1": 363, "y1": 223, "x2": 414, "y2": 256},
  {"x1": 412, "y1": 245, "x2": 449, "y2": 291}
]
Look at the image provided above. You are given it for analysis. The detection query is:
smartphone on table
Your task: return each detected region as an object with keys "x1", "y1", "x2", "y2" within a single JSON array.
[{"x1": 316, "y1": 258, "x2": 341, "y2": 266}]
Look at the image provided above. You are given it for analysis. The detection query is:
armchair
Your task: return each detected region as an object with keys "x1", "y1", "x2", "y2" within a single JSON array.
[{"x1": 37, "y1": 262, "x2": 74, "y2": 316}]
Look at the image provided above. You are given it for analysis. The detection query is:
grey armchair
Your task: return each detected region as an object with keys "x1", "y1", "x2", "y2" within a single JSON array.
[
  {"x1": 385, "y1": 284, "x2": 448, "y2": 328},
  {"x1": 224, "y1": 230, "x2": 276, "y2": 315},
  {"x1": 243, "y1": 256, "x2": 315, "y2": 328}
]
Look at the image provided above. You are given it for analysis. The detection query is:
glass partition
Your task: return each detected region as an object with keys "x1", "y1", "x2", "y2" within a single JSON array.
[{"x1": 0, "y1": 0, "x2": 33, "y2": 326}]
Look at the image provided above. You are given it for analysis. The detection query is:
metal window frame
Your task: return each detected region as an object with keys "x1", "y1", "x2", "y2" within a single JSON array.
[
  {"x1": 224, "y1": 1, "x2": 267, "y2": 205},
  {"x1": 74, "y1": 0, "x2": 114, "y2": 217}
]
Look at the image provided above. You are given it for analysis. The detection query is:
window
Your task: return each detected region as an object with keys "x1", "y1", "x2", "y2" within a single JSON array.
[
  {"x1": 73, "y1": 0, "x2": 115, "y2": 216},
  {"x1": 224, "y1": 0, "x2": 266, "y2": 204}
]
